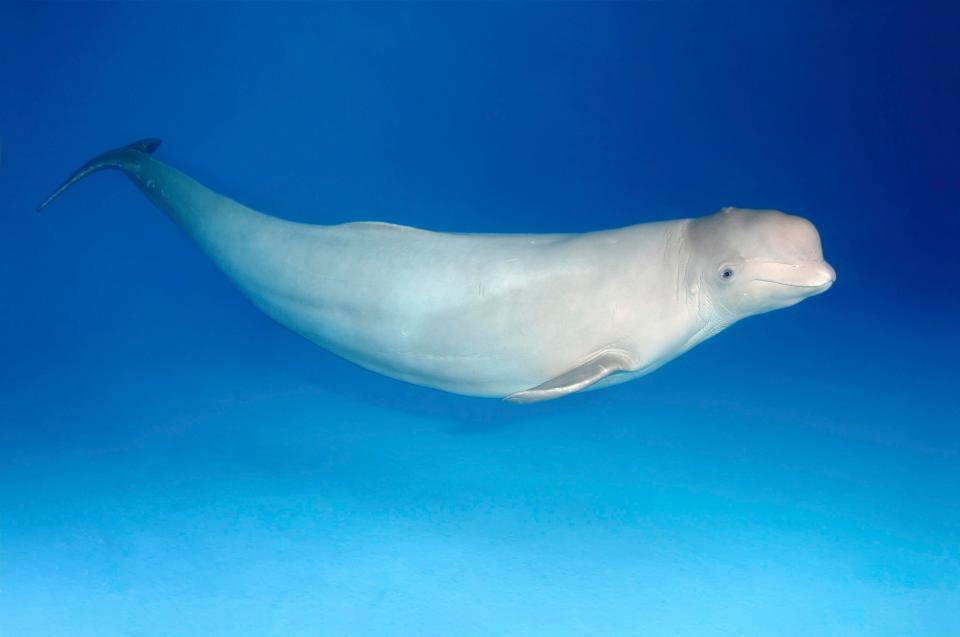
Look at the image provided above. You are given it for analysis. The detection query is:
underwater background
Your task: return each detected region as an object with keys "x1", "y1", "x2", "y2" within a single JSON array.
[{"x1": 1, "y1": 3, "x2": 958, "y2": 635}]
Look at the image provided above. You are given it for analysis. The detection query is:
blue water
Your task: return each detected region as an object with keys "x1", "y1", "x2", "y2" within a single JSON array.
[{"x1": 1, "y1": 3, "x2": 958, "y2": 635}]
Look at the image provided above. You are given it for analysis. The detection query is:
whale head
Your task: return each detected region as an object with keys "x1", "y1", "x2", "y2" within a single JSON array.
[{"x1": 686, "y1": 207, "x2": 836, "y2": 320}]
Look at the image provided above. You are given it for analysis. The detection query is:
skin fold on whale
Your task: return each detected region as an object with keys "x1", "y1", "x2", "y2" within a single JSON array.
[{"x1": 39, "y1": 139, "x2": 836, "y2": 403}]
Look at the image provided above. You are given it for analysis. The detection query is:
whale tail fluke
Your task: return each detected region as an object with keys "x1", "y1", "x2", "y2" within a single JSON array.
[{"x1": 37, "y1": 138, "x2": 162, "y2": 212}]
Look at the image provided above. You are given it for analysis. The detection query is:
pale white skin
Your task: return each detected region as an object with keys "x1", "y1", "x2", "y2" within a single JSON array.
[{"x1": 42, "y1": 141, "x2": 836, "y2": 401}]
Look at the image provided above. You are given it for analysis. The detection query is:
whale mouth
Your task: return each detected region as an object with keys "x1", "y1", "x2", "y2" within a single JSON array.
[
  {"x1": 757, "y1": 261, "x2": 836, "y2": 291},
  {"x1": 759, "y1": 278, "x2": 834, "y2": 290}
]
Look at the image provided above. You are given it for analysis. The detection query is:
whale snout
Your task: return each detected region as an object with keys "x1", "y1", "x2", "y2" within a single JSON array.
[
  {"x1": 791, "y1": 260, "x2": 835, "y2": 293},
  {"x1": 757, "y1": 259, "x2": 835, "y2": 292},
  {"x1": 811, "y1": 261, "x2": 836, "y2": 292}
]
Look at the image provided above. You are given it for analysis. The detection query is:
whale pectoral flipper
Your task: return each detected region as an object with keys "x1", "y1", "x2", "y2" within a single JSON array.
[{"x1": 504, "y1": 350, "x2": 634, "y2": 404}]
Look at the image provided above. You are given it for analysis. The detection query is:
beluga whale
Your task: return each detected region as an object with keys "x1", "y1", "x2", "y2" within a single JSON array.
[{"x1": 40, "y1": 139, "x2": 836, "y2": 403}]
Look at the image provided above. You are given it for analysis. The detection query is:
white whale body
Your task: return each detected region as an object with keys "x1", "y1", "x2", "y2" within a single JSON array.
[{"x1": 40, "y1": 139, "x2": 835, "y2": 403}]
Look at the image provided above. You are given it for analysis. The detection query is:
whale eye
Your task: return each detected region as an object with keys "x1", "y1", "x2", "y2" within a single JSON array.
[{"x1": 720, "y1": 267, "x2": 735, "y2": 280}]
